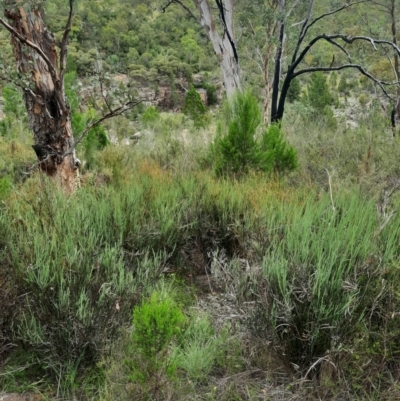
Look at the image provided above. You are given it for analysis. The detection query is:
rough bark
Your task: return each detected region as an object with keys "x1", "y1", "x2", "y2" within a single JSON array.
[
  {"x1": 4, "y1": 3, "x2": 78, "y2": 192},
  {"x1": 390, "y1": 0, "x2": 400, "y2": 134},
  {"x1": 193, "y1": 0, "x2": 240, "y2": 97}
]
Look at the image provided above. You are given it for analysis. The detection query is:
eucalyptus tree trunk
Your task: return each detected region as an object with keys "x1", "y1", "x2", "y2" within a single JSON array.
[
  {"x1": 194, "y1": 0, "x2": 240, "y2": 96},
  {"x1": 390, "y1": 0, "x2": 400, "y2": 134},
  {"x1": 3, "y1": 2, "x2": 78, "y2": 192}
]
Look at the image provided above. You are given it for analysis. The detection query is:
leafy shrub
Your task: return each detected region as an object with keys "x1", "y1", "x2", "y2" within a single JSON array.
[
  {"x1": 202, "y1": 83, "x2": 218, "y2": 106},
  {"x1": 358, "y1": 93, "x2": 370, "y2": 107},
  {"x1": 2, "y1": 184, "x2": 155, "y2": 395},
  {"x1": 286, "y1": 78, "x2": 301, "y2": 103},
  {"x1": 247, "y1": 193, "x2": 382, "y2": 374}
]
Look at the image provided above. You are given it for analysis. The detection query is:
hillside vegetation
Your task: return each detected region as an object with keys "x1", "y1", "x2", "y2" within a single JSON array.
[{"x1": 1, "y1": 1, "x2": 400, "y2": 400}]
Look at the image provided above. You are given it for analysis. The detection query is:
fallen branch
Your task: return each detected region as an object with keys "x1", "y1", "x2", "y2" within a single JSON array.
[{"x1": 63, "y1": 99, "x2": 143, "y2": 157}]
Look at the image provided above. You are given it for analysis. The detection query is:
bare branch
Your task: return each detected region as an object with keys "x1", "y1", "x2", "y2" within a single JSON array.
[
  {"x1": 324, "y1": 38, "x2": 352, "y2": 60},
  {"x1": 292, "y1": 0, "x2": 314, "y2": 61},
  {"x1": 0, "y1": 16, "x2": 60, "y2": 88},
  {"x1": 305, "y1": 0, "x2": 369, "y2": 36},
  {"x1": 63, "y1": 99, "x2": 143, "y2": 157},
  {"x1": 292, "y1": 33, "x2": 400, "y2": 74},
  {"x1": 161, "y1": 0, "x2": 198, "y2": 21},
  {"x1": 60, "y1": 0, "x2": 74, "y2": 88},
  {"x1": 370, "y1": 0, "x2": 392, "y2": 13},
  {"x1": 292, "y1": 64, "x2": 396, "y2": 100},
  {"x1": 286, "y1": 0, "x2": 301, "y2": 19}
]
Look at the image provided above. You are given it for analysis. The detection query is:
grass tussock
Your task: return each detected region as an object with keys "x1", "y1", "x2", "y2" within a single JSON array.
[{"x1": 2, "y1": 106, "x2": 400, "y2": 400}]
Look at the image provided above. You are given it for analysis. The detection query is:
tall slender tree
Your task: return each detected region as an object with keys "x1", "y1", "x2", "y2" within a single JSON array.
[{"x1": 162, "y1": 0, "x2": 241, "y2": 97}]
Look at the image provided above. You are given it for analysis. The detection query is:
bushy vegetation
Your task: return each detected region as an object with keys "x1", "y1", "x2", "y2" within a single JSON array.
[
  {"x1": 0, "y1": 115, "x2": 400, "y2": 399},
  {"x1": 213, "y1": 91, "x2": 297, "y2": 177},
  {"x1": 2, "y1": 1, "x2": 400, "y2": 400}
]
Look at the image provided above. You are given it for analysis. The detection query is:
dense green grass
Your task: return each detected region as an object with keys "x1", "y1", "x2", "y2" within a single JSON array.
[{"x1": 1, "y1": 105, "x2": 400, "y2": 399}]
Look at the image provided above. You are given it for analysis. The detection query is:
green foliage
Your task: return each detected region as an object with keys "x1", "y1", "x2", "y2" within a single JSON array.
[
  {"x1": 213, "y1": 92, "x2": 297, "y2": 177},
  {"x1": 131, "y1": 292, "x2": 185, "y2": 362},
  {"x1": 203, "y1": 82, "x2": 218, "y2": 106},
  {"x1": 213, "y1": 91, "x2": 263, "y2": 176},
  {"x1": 0, "y1": 175, "x2": 12, "y2": 200},
  {"x1": 251, "y1": 193, "x2": 379, "y2": 370},
  {"x1": 176, "y1": 314, "x2": 225, "y2": 382},
  {"x1": 329, "y1": 71, "x2": 338, "y2": 88},
  {"x1": 0, "y1": 85, "x2": 28, "y2": 138},
  {"x1": 286, "y1": 78, "x2": 301, "y2": 103},
  {"x1": 64, "y1": 73, "x2": 109, "y2": 169},
  {"x1": 123, "y1": 291, "x2": 185, "y2": 399},
  {"x1": 358, "y1": 93, "x2": 370, "y2": 107},
  {"x1": 308, "y1": 72, "x2": 333, "y2": 111},
  {"x1": 0, "y1": 180, "x2": 177, "y2": 396},
  {"x1": 261, "y1": 124, "x2": 298, "y2": 175},
  {"x1": 338, "y1": 74, "x2": 351, "y2": 95},
  {"x1": 183, "y1": 85, "x2": 207, "y2": 128},
  {"x1": 180, "y1": 28, "x2": 205, "y2": 67},
  {"x1": 141, "y1": 106, "x2": 160, "y2": 128}
]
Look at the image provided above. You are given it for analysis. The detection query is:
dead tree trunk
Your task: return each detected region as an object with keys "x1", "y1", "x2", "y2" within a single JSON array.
[
  {"x1": 2, "y1": 2, "x2": 78, "y2": 192},
  {"x1": 194, "y1": 0, "x2": 240, "y2": 96},
  {"x1": 269, "y1": 0, "x2": 400, "y2": 123},
  {"x1": 163, "y1": 0, "x2": 241, "y2": 97},
  {"x1": 390, "y1": 0, "x2": 400, "y2": 134}
]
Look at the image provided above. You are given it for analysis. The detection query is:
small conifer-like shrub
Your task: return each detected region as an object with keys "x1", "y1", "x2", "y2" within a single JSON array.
[
  {"x1": 125, "y1": 292, "x2": 185, "y2": 392},
  {"x1": 261, "y1": 124, "x2": 298, "y2": 175},
  {"x1": 308, "y1": 72, "x2": 333, "y2": 112},
  {"x1": 213, "y1": 91, "x2": 297, "y2": 177},
  {"x1": 183, "y1": 85, "x2": 207, "y2": 128}
]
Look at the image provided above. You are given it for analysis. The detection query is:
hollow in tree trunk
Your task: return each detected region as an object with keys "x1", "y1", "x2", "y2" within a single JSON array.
[{"x1": 4, "y1": 3, "x2": 78, "y2": 192}]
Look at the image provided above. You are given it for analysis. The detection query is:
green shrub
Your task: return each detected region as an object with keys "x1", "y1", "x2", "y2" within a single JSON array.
[
  {"x1": 248, "y1": 193, "x2": 381, "y2": 374},
  {"x1": 308, "y1": 72, "x2": 333, "y2": 112},
  {"x1": 2, "y1": 184, "x2": 160, "y2": 396},
  {"x1": 124, "y1": 291, "x2": 185, "y2": 399},
  {"x1": 0, "y1": 85, "x2": 28, "y2": 139},
  {"x1": 213, "y1": 92, "x2": 297, "y2": 178},
  {"x1": 261, "y1": 124, "x2": 298, "y2": 175},
  {"x1": 141, "y1": 105, "x2": 160, "y2": 127},
  {"x1": 358, "y1": 93, "x2": 370, "y2": 107},
  {"x1": 183, "y1": 85, "x2": 207, "y2": 128},
  {"x1": 0, "y1": 176, "x2": 12, "y2": 200},
  {"x1": 202, "y1": 82, "x2": 218, "y2": 106},
  {"x1": 286, "y1": 78, "x2": 301, "y2": 103},
  {"x1": 175, "y1": 314, "x2": 224, "y2": 382},
  {"x1": 213, "y1": 91, "x2": 264, "y2": 176}
]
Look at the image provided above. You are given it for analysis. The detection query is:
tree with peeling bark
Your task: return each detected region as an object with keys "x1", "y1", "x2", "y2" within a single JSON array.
[
  {"x1": 265, "y1": 0, "x2": 400, "y2": 124},
  {"x1": 162, "y1": 0, "x2": 240, "y2": 97},
  {"x1": 0, "y1": 0, "x2": 140, "y2": 192}
]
